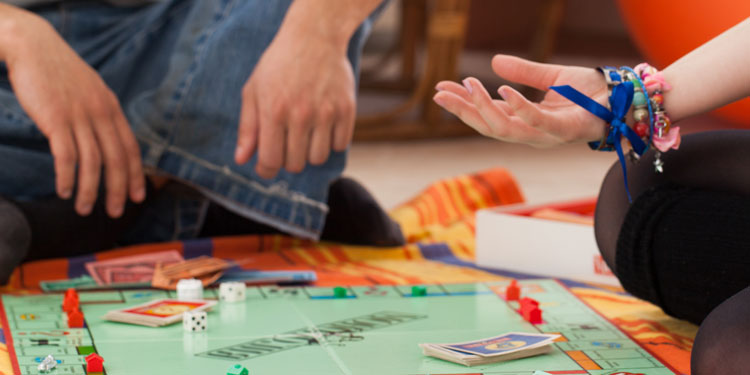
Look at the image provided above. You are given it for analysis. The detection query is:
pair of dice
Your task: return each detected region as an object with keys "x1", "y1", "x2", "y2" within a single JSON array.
[{"x1": 177, "y1": 280, "x2": 246, "y2": 302}]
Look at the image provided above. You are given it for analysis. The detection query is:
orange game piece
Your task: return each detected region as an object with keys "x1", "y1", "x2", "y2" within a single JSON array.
[
  {"x1": 505, "y1": 280, "x2": 520, "y2": 301},
  {"x1": 85, "y1": 353, "x2": 104, "y2": 373},
  {"x1": 67, "y1": 309, "x2": 84, "y2": 328}
]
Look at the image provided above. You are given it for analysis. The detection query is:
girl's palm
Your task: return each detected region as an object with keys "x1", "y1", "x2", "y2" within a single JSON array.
[{"x1": 434, "y1": 54, "x2": 609, "y2": 147}]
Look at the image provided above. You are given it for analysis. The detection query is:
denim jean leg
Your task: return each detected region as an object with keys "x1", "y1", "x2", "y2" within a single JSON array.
[
  {"x1": 0, "y1": 90, "x2": 57, "y2": 201},
  {"x1": 125, "y1": 0, "x2": 379, "y2": 240}
]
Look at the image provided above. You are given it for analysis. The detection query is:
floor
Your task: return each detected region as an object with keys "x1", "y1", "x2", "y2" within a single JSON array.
[{"x1": 345, "y1": 137, "x2": 615, "y2": 209}]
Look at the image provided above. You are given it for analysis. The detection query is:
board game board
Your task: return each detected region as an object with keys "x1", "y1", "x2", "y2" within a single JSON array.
[{"x1": 0, "y1": 280, "x2": 677, "y2": 375}]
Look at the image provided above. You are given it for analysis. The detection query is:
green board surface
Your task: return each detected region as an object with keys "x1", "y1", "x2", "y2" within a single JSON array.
[{"x1": 0, "y1": 280, "x2": 675, "y2": 375}]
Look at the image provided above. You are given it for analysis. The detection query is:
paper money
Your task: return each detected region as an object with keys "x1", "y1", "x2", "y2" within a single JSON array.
[{"x1": 85, "y1": 250, "x2": 184, "y2": 286}]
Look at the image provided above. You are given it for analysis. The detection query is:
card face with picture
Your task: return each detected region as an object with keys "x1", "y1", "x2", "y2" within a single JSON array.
[
  {"x1": 442, "y1": 332, "x2": 560, "y2": 357},
  {"x1": 104, "y1": 299, "x2": 216, "y2": 327}
]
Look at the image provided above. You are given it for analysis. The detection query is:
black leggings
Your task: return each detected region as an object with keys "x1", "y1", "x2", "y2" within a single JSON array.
[{"x1": 594, "y1": 130, "x2": 750, "y2": 375}]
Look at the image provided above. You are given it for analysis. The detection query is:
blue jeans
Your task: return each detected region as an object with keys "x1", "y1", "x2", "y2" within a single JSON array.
[{"x1": 0, "y1": 0, "x2": 379, "y2": 243}]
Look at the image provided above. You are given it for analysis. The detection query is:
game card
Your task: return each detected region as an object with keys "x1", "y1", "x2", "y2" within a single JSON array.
[
  {"x1": 104, "y1": 299, "x2": 216, "y2": 326},
  {"x1": 441, "y1": 332, "x2": 559, "y2": 357}
]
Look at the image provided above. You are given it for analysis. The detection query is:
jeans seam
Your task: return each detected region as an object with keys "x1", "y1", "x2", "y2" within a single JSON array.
[
  {"x1": 163, "y1": 0, "x2": 238, "y2": 145},
  {"x1": 125, "y1": 1, "x2": 193, "y2": 60}
]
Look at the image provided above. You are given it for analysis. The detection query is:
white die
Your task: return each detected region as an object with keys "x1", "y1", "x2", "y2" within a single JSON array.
[
  {"x1": 176, "y1": 278, "x2": 204, "y2": 301},
  {"x1": 219, "y1": 282, "x2": 246, "y2": 303},
  {"x1": 183, "y1": 310, "x2": 207, "y2": 332}
]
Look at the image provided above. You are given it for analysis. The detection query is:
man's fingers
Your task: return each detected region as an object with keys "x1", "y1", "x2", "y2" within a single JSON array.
[
  {"x1": 113, "y1": 110, "x2": 145, "y2": 204},
  {"x1": 48, "y1": 126, "x2": 77, "y2": 200},
  {"x1": 284, "y1": 108, "x2": 311, "y2": 173},
  {"x1": 72, "y1": 120, "x2": 102, "y2": 216},
  {"x1": 255, "y1": 105, "x2": 286, "y2": 179},
  {"x1": 491, "y1": 54, "x2": 563, "y2": 91},
  {"x1": 92, "y1": 112, "x2": 129, "y2": 218},
  {"x1": 332, "y1": 101, "x2": 355, "y2": 151},
  {"x1": 308, "y1": 105, "x2": 334, "y2": 166},
  {"x1": 236, "y1": 87, "x2": 258, "y2": 165}
]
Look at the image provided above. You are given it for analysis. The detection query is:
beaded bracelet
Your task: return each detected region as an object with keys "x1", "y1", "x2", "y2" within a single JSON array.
[
  {"x1": 548, "y1": 63, "x2": 678, "y2": 202},
  {"x1": 634, "y1": 63, "x2": 680, "y2": 172}
]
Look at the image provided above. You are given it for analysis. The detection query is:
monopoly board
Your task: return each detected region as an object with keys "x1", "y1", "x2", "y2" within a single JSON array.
[{"x1": 0, "y1": 280, "x2": 677, "y2": 375}]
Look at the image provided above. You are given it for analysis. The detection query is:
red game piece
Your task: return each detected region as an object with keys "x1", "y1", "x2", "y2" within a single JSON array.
[
  {"x1": 505, "y1": 280, "x2": 520, "y2": 301},
  {"x1": 85, "y1": 353, "x2": 104, "y2": 373},
  {"x1": 67, "y1": 309, "x2": 84, "y2": 328},
  {"x1": 519, "y1": 297, "x2": 539, "y2": 310},
  {"x1": 65, "y1": 288, "x2": 78, "y2": 300},
  {"x1": 519, "y1": 297, "x2": 542, "y2": 324},
  {"x1": 62, "y1": 295, "x2": 79, "y2": 313},
  {"x1": 522, "y1": 306, "x2": 543, "y2": 324}
]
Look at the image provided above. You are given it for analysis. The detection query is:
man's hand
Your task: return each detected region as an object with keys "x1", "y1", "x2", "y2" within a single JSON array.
[
  {"x1": 234, "y1": 0, "x2": 383, "y2": 179},
  {"x1": 235, "y1": 32, "x2": 355, "y2": 178},
  {"x1": 0, "y1": 8, "x2": 145, "y2": 217}
]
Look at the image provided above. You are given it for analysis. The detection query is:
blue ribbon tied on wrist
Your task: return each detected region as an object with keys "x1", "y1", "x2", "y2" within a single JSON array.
[{"x1": 549, "y1": 81, "x2": 646, "y2": 202}]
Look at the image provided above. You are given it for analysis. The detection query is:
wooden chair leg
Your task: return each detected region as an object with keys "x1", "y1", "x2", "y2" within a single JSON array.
[{"x1": 355, "y1": 0, "x2": 474, "y2": 141}]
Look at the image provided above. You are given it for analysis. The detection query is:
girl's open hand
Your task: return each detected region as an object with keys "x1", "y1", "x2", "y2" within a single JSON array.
[{"x1": 434, "y1": 54, "x2": 610, "y2": 147}]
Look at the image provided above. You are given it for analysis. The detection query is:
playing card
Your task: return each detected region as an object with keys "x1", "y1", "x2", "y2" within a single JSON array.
[
  {"x1": 103, "y1": 299, "x2": 216, "y2": 327},
  {"x1": 441, "y1": 332, "x2": 559, "y2": 357},
  {"x1": 85, "y1": 250, "x2": 184, "y2": 285}
]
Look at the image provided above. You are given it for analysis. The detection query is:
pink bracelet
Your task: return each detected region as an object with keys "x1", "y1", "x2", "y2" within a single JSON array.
[{"x1": 634, "y1": 63, "x2": 680, "y2": 172}]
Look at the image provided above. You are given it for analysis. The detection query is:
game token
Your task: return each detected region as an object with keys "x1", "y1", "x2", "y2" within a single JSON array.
[
  {"x1": 333, "y1": 286, "x2": 347, "y2": 298},
  {"x1": 67, "y1": 309, "x2": 85, "y2": 328},
  {"x1": 37, "y1": 354, "x2": 57, "y2": 372},
  {"x1": 519, "y1": 298, "x2": 543, "y2": 324},
  {"x1": 85, "y1": 353, "x2": 104, "y2": 373},
  {"x1": 226, "y1": 363, "x2": 249, "y2": 375},
  {"x1": 219, "y1": 282, "x2": 246, "y2": 303},
  {"x1": 62, "y1": 293, "x2": 79, "y2": 313},
  {"x1": 65, "y1": 288, "x2": 79, "y2": 300},
  {"x1": 176, "y1": 278, "x2": 204, "y2": 300},
  {"x1": 411, "y1": 286, "x2": 427, "y2": 297},
  {"x1": 505, "y1": 280, "x2": 520, "y2": 301}
]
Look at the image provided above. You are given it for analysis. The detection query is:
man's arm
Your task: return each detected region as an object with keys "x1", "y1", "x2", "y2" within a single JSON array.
[
  {"x1": 235, "y1": 0, "x2": 384, "y2": 178},
  {"x1": 279, "y1": 0, "x2": 384, "y2": 51}
]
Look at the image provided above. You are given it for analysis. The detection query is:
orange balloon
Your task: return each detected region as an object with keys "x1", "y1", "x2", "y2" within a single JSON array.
[{"x1": 617, "y1": 0, "x2": 750, "y2": 126}]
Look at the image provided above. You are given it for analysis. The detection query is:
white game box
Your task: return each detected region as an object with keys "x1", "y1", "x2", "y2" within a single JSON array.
[{"x1": 476, "y1": 198, "x2": 620, "y2": 286}]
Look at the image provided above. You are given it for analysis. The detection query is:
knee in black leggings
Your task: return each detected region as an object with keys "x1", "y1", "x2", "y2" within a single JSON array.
[{"x1": 692, "y1": 286, "x2": 750, "y2": 375}]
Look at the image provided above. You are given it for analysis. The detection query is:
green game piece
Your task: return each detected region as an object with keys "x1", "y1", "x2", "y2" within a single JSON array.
[
  {"x1": 77, "y1": 345, "x2": 96, "y2": 355},
  {"x1": 411, "y1": 286, "x2": 427, "y2": 297},
  {"x1": 227, "y1": 363, "x2": 249, "y2": 375},
  {"x1": 333, "y1": 286, "x2": 348, "y2": 298}
]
